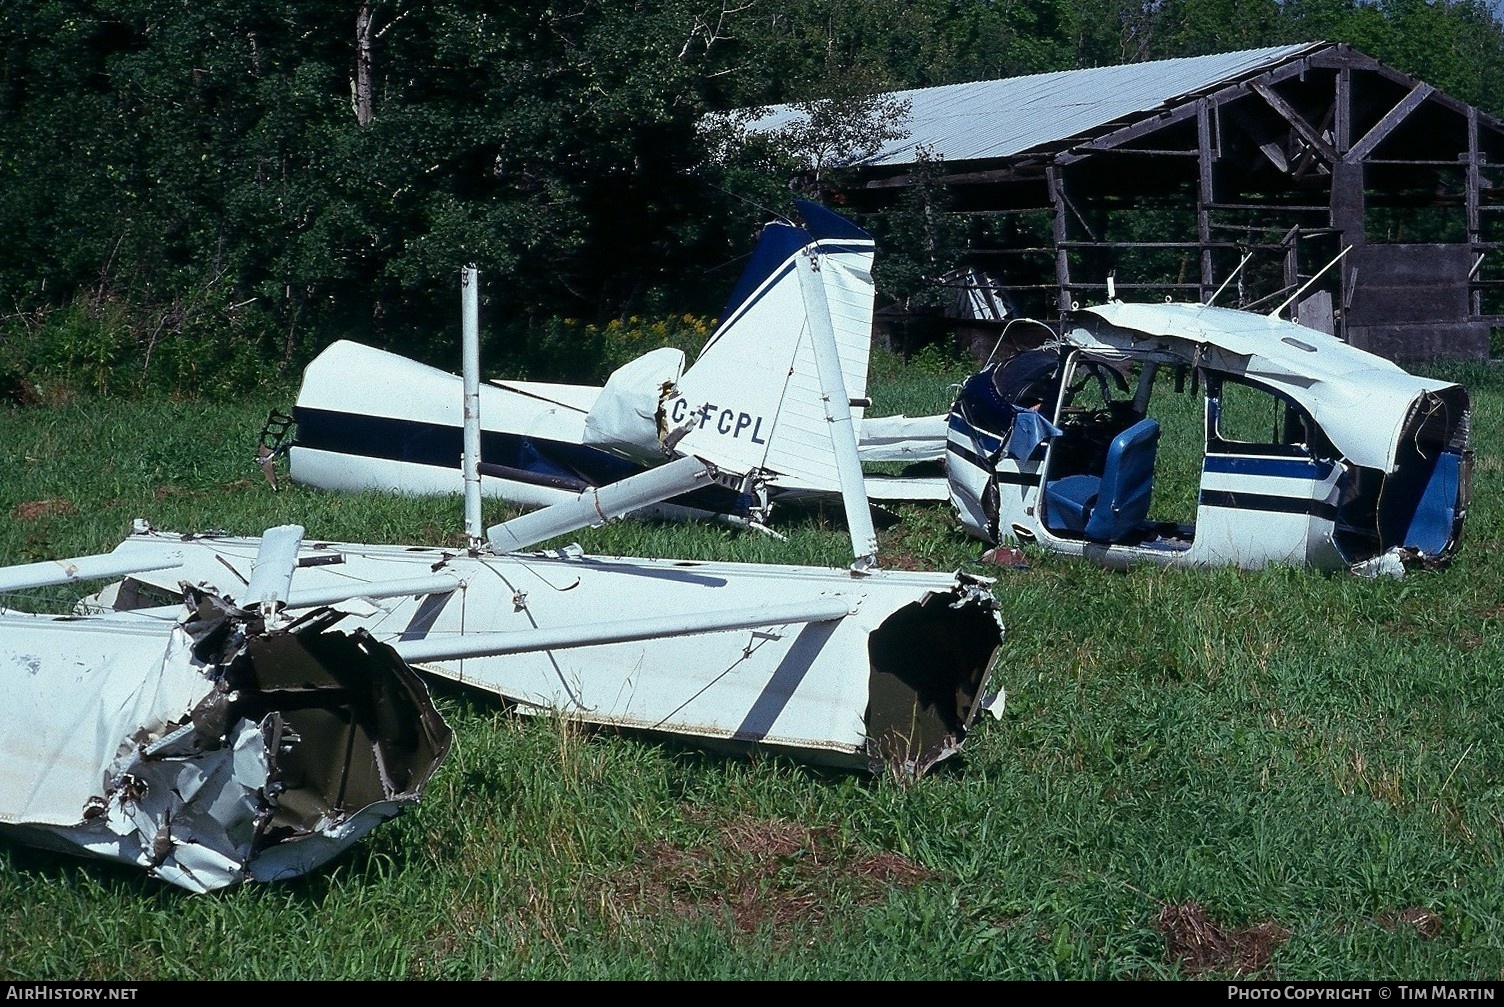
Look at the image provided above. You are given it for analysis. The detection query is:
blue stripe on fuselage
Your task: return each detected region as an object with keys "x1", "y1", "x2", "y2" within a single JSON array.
[
  {"x1": 292, "y1": 406, "x2": 753, "y2": 515},
  {"x1": 1204, "y1": 454, "x2": 1335, "y2": 480},
  {"x1": 1199, "y1": 489, "x2": 1338, "y2": 521},
  {"x1": 947, "y1": 412, "x2": 1004, "y2": 455}
]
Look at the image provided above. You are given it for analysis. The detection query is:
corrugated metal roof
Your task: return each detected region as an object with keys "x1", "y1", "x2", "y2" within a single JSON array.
[{"x1": 744, "y1": 42, "x2": 1329, "y2": 167}]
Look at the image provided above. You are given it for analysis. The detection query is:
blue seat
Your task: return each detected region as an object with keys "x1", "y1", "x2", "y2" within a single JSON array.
[
  {"x1": 1044, "y1": 418, "x2": 1161, "y2": 543},
  {"x1": 1401, "y1": 450, "x2": 1461, "y2": 555}
]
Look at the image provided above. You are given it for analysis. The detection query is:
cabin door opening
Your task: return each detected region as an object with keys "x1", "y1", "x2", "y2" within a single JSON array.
[{"x1": 1038, "y1": 352, "x2": 1201, "y2": 551}]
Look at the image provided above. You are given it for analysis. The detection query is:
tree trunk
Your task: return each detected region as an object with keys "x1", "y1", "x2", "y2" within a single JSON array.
[{"x1": 354, "y1": 2, "x2": 374, "y2": 126}]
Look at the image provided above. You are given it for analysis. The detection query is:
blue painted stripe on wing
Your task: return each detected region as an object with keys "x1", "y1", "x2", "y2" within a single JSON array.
[
  {"x1": 732, "y1": 621, "x2": 836, "y2": 743},
  {"x1": 399, "y1": 591, "x2": 452, "y2": 642}
]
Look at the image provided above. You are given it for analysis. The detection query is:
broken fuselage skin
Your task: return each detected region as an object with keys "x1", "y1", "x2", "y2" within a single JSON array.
[
  {"x1": 0, "y1": 587, "x2": 453, "y2": 892},
  {"x1": 946, "y1": 302, "x2": 1471, "y2": 572}
]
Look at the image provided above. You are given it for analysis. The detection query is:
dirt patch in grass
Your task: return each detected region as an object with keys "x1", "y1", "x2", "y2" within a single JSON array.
[
  {"x1": 979, "y1": 546, "x2": 1030, "y2": 569},
  {"x1": 1461, "y1": 605, "x2": 1504, "y2": 649},
  {"x1": 617, "y1": 811, "x2": 934, "y2": 940},
  {"x1": 875, "y1": 524, "x2": 928, "y2": 571},
  {"x1": 1155, "y1": 901, "x2": 1289, "y2": 977},
  {"x1": 12, "y1": 498, "x2": 76, "y2": 521}
]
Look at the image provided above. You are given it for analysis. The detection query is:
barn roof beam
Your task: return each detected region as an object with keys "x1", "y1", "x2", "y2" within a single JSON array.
[
  {"x1": 1251, "y1": 80, "x2": 1339, "y2": 165},
  {"x1": 1344, "y1": 83, "x2": 1436, "y2": 163}
]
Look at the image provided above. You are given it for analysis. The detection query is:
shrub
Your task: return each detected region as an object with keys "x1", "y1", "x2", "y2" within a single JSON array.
[{"x1": 1, "y1": 283, "x2": 295, "y2": 402}]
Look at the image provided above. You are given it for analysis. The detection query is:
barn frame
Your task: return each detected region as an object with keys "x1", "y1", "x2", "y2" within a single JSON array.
[{"x1": 749, "y1": 42, "x2": 1504, "y2": 359}]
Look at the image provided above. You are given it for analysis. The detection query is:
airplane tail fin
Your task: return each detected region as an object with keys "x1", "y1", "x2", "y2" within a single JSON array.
[{"x1": 670, "y1": 201, "x2": 877, "y2": 493}]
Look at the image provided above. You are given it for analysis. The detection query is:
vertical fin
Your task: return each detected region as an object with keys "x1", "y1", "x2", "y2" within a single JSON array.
[{"x1": 672, "y1": 203, "x2": 877, "y2": 494}]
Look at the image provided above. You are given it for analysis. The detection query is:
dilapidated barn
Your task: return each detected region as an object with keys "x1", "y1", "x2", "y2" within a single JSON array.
[{"x1": 748, "y1": 41, "x2": 1504, "y2": 360}]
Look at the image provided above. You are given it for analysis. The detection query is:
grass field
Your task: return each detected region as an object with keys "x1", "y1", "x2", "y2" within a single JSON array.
[{"x1": 1, "y1": 355, "x2": 1502, "y2": 980}]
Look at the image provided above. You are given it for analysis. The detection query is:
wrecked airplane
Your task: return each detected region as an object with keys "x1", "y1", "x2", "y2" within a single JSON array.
[
  {"x1": 271, "y1": 200, "x2": 948, "y2": 525},
  {"x1": 84, "y1": 241, "x2": 1003, "y2": 779},
  {"x1": 84, "y1": 522, "x2": 1003, "y2": 777},
  {"x1": 0, "y1": 204, "x2": 1001, "y2": 900},
  {"x1": 0, "y1": 526, "x2": 453, "y2": 892},
  {"x1": 1, "y1": 506, "x2": 999, "y2": 891},
  {"x1": 946, "y1": 300, "x2": 1471, "y2": 574},
  {"x1": 0, "y1": 207, "x2": 1009, "y2": 894}
]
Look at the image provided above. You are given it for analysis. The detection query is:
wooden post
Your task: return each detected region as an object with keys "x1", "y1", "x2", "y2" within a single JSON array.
[
  {"x1": 1197, "y1": 101, "x2": 1215, "y2": 302},
  {"x1": 1331, "y1": 66, "x2": 1361, "y2": 342},
  {"x1": 1047, "y1": 165, "x2": 1072, "y2": 313},
  {"x1": 1468, "y1": 107, "x2": 1482, "y2": 317}
]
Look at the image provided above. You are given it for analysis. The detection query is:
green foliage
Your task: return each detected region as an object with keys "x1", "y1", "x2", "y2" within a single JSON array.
[
  {"x1": 2, "y1": 282, "x2": 292, "y2": 401},
  {"x1": 862, "y1": 146, "x2": 968, "y2": 311},
  {"x1": 1284, "y1": 0, "x2": 1504, "y2": 113},
  {"x1": 0, "y1": 2, "x2": 782, "y2": 364},
  {"x1": 4, "y1": 0, "x2": 1504, "y2": 384},
  {"x1": 765, "y1": 92, "x2": 915, "y2": 189},
  {"x1": 491, "y1": 312, "x2": 717, "y2": 384}
]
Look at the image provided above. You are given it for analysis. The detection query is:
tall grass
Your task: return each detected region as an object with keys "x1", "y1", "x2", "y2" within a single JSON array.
[{"x1": 1, "y1": 355, "x2": 1502, "y2": 980}]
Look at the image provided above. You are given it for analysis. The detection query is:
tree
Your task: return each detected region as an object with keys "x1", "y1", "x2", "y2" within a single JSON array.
[{"x1": 5, "y1": 0, "x2": 1504, "y2": 389}]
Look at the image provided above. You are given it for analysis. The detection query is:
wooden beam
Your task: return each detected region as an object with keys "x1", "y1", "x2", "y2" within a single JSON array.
[
  {"x1": 1203, "y1": 54, "x2": 1327, "y2": 110},
  {"x1": 967, "y1": 247, "x2": 1057, "y2": 255},
  {"x1": 1293, "y1": 94, "x2": 1338, "y2": 178},
  {"x1": 1468, "y1": 106, "x2": 1481, "y2": 237},
  {"x1": 859, "y1": 163, "x2": 1049, "y2": 188},
  {"x1": 1209, "y1": 220, "x2": 1341, "y2": 235},
  {"x1": 1205, "y1": 202, "x2": 1331, "y2": 212},
  {"x1": 1058, "y1": 240, "x2": 1240, "y2": 249},
  {"x1": 1336, "y1": 66, "x2": 1350, "y2": 152},
  {"x1": 1198, "y1": 103, "x2": 1215, "y2": 297},
  {"x1": 1059, "y1": 187, "x2": 1097, "y2": 241},
  {"x1": 1047, "y1": 166, "x2": 1071, "y2": 312},
  {"x1": 1069, "y1": 148, "x2": 1200, "y2": 156},
  {"x1": 1251, "y1": 80, "x2": 1339, "y2": 164},
  {"x1": 1330, "y1": 160, "x2": 1364, "y2": 237},
  {"x1": 1470, "y1": 106, "x2": 1482, "y2": 316},
  {"x1": 1364, "y1": 158, "x2": 1481, "y2": 167},
  {"x1": 1344, "y1": 82, "x2": 1435, "y2": 163},
  {"x1": 1068, "y1": 281, "x2": 1204, "y2": 290},
  {"x1": 1221, "y1": 100, "x2": 1291, "y2": 173},
  {"x1": 1057, "y1": 103, "x2": 1201, "y2": 164},
  {"x1": 1057, "y1": 54, "x2": 1335, "y2": 168},
  {"x1": 934, "y1": 208, "x2": 1053, "y2": 218}
]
